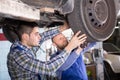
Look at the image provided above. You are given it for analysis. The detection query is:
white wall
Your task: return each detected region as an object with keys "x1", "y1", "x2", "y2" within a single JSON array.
[{"x1": 0, "y1": 29, "x2": 11, "y2": 80}]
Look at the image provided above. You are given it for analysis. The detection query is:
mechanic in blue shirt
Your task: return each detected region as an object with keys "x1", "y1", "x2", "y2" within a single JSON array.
[{"x1": 51, "y1": 32, "x2": 96, "y2": 80}]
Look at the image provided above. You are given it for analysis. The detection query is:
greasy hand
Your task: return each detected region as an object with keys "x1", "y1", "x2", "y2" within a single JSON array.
[{"x1": 65, "y1": 31, "x2": 87, "y2": 53}]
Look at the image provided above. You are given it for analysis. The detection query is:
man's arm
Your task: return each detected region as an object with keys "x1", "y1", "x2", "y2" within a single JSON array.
[
  {"x1": 40, "y1": 28, "x2": 60, "y2": 44},
  {"x1": 57, "y1": 50, "x2": 79, "y2": 71},
  {"x1": 57, "y1": 42, "x2": 96, "y2": 71},
  {"x1": 81, "y1": 42, "x2": 96, "y2": 54},
  {"x1": 40, "y1": 21, "x2": 69, "y2": 44},
  {"x1": 13, "y1": 49, "x2": 70, "y2": 76}
]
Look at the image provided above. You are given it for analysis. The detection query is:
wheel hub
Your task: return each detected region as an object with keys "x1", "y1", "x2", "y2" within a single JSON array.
[{"x1": 87, "y1": 0, "x2": 108, "y2": 28}]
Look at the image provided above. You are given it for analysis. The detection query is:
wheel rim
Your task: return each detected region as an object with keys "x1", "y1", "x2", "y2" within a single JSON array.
[{"x1": 81, "y1": 0, "x2": 116, "y2": 41}]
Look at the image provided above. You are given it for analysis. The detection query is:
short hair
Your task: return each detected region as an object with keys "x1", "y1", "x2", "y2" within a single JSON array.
[
  {"x1": 51, "y1": 35, "x2": 56, "y2": 43},
  {"x1": 17, "y1": 21, "x2": 38, "y2": 41}
]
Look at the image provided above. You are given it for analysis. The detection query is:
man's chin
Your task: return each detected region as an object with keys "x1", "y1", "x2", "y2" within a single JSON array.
[{"x1": 33, "y1": 44, "x2": 40, "y2": 47}]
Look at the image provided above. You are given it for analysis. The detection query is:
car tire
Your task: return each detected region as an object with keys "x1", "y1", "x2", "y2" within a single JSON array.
[
  {"x1": 2, "y1": 25, "x2": 18, "y2": 43},
  {"x1": 67, "y1": 0, "x2": 117, "y2": 42}
]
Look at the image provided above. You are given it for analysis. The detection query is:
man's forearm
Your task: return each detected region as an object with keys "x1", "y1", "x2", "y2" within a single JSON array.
[
  {"x1": 14, "y1": 49, "x2": 70, "y2": 76},
  {"x1": 40, "y1": 28, "x2": 60, "y2": 44}
]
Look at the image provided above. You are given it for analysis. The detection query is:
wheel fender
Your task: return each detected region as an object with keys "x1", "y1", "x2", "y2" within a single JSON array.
[{"x1": 57, "y1": 0, "x2": 74, "y2": 14}]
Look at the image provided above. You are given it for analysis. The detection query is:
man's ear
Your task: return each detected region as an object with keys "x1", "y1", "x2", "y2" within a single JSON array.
[
  {"x1": 22, "y1": 33, "x2": 29, "y2": 41},
  {"x1": 52, "y1": 43, "x2": 57, "y2": 47}
]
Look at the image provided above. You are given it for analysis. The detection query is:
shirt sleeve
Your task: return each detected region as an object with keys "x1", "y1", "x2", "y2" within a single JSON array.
[
  {"x1": 57, "y1": 42, "x2": 96, "y2": 71},
  {"x1": 57, "y1": 51, "x2": 79, "y2": 71},
  {"x1": 13, "y1": 49, "x2": 70, "y2": 76},
  {"x1": 81, "y1": 42, "x2": 96, "y2": 54},
  {"x1": 56, "y1": 42, "x2": 96, "y2": 71},
  {"x1": 40, "y1": 28, "x2": 60, "y2": 44}
]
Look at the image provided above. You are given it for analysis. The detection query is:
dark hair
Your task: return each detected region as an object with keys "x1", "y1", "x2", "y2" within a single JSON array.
[
  {"x1": 17, "y1": 21, "x2": 38, "y2": 41},
  {"x1": 51, "y1": 36, "x2": 55, "y2": 43}
]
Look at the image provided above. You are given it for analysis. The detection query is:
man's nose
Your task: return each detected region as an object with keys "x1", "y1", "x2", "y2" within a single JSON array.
[{"x1": 38, "y1": 34, "x2": 41, "y2": 40}]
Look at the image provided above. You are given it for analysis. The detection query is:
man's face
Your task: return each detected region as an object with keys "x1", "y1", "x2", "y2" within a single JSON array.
[
  {"x1": 52, "y1": 33, "x2": 68, "y2": 50},
  {"x1": 27, "y1": 27, "x2": 41, "y2": 47}
]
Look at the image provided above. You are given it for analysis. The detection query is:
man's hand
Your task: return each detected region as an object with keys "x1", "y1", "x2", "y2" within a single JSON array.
[
  {"x1": 65, "y1": 31, "x2": 87, "y2": 53},
  {"x1": 75, "y1": 46, "x2": 83, "y2": 55}
]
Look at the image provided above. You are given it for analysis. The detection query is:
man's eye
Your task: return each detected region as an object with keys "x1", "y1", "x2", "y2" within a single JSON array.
[{"x1": 35, "y1": 33, "x2": 39, "y2": 36}]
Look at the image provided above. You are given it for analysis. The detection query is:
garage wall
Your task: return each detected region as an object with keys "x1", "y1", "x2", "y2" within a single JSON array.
[{"x1": 0, "y1": 29, "x2": 11, "y2": 80}]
